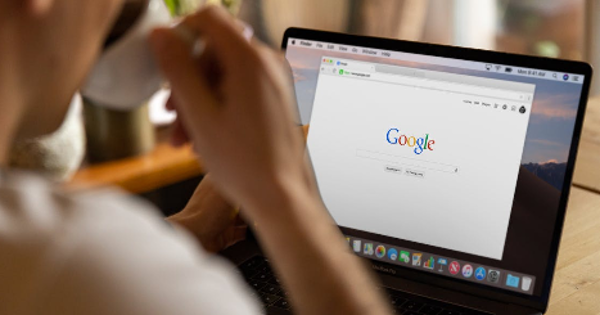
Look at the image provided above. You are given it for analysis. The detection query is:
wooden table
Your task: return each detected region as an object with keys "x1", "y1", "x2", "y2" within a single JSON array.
[
  {"x1": 546, "y1": 96, "x2": 600, "y2": 315},
  {"x1": 67, "y1": 142, "x2": 203, "y2": 194},
  {"x1": 67, "y1": 98, "x2": 600, "y2": 314},
  {"x1": 573, "y1": 96, "x2": 600, "y2": 194},
  {"x1": 67, "y1": 126, "x2": 204, "y2": 194}
]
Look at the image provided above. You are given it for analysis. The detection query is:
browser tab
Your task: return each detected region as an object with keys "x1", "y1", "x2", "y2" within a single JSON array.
[{"x1": 336, "y1": 60, "x2": 348, "y2": 67}]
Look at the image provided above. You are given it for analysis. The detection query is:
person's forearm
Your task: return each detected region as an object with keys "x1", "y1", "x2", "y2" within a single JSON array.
[
  {"x1": 165, "y1": 176, "x2": 247, "y2": 253},
  {"x1": 244, "y1": 180, "x2": 391, "y2": 315}
]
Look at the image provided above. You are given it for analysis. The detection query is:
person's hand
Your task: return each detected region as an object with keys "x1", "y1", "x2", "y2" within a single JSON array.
[
  {"x1": 151, "y1": 7, "x2": 392, "y2": 315},
  {"x1": 150, "y1": 6, "x2": 313, "y2": 219},
  {"x1": 167, "y1": 175, "x2": 247, "y2": 253}
]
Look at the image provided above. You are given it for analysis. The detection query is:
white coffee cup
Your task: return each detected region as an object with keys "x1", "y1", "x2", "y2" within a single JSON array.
[{"x1": 81, "y1": 0, "x2": 172, "y2": 110}]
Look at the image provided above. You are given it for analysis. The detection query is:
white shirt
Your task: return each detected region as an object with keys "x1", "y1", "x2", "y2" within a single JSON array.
[{"x1": 0, "y1": 172, "x2": 261, "y2": 315}]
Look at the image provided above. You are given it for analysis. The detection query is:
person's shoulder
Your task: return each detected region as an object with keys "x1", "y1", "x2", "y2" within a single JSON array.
[
  {"x1": 0, "y1": 171, "x2": 163, "y2": 313},
  {"x1": 0, "y1": 171, "x2": 261, "y2": 315},
  {"x1": 0, "y1": 170, "x2": 161, "y2": 241}
]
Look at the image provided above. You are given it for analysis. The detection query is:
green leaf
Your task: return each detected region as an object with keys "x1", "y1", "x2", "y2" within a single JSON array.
[{"x1": 163, "y1": 0, "x2": 180, "y2": 16}]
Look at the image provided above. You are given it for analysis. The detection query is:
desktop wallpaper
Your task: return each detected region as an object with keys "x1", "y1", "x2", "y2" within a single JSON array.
[{"x1": 286, "y1": 45, "x2": 585, "y2": 191}]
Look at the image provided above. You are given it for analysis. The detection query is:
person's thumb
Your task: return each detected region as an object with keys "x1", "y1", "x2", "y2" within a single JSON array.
[{"x1": 149, "y1": 27, "x2": 217, "y2": 128}]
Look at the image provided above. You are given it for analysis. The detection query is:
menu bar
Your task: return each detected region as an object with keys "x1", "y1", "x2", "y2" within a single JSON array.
[
  {"x1": 345, "y1": 236, "x2": 536, "y2": 295},
  {"x1": 289, "y1": 38, "x2": 584, "y2": 85}
]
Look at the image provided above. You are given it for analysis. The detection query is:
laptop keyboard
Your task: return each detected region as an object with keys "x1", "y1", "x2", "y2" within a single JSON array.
[{"x1": 238, "y1": 256, "x2": 490, "y2": 315}]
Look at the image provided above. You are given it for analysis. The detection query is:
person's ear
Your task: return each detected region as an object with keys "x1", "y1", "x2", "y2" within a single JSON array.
[{"x1": 26, "y1": 0, "x2": 53, "y2": 16}]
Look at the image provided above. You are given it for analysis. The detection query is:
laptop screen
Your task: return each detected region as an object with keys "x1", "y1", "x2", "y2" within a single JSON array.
[{"x1": 284, "y1": 36, "x2": 586, "y2": 298}]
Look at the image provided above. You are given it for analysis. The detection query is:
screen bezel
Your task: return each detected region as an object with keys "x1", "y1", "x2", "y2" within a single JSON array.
[{"x1": 281, "y1": 27, "x2": 592, "y2": 312}]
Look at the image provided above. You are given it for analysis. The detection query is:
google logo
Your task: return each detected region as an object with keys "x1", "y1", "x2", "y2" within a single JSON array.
[{"x1": 386, "y1": 128, "x2": 435, "y2": 155}]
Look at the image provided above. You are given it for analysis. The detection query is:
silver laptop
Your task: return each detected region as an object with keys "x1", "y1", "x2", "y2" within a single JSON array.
[{"x1": 222, "y1": 28, "x2": 593, "y2": 315}]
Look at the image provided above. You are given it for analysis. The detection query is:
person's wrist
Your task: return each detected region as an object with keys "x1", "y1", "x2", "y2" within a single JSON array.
[
  {"x1": 240, "y1": 172, "x2": 322, "y2": 227},
  {"x1": 167, "y1": 210, "x2": 223, "y2": 252},
  {"x1": 167, "y1": 210, "x2": 202, "y2": 238}
]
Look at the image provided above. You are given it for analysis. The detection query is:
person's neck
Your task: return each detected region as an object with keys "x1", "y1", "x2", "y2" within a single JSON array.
[
  {"x1": 0, "y1": 8, "x2": 29, "y2": 168},
  {"x1": 0, "y1": 86, "x2": 22, "y2": 168},
  {"x1": 0, "y1": 36, "x2": 24, "y2": 168},
  {"x1": 0, "y1": 110, "x2": 20, "y2": 169}
]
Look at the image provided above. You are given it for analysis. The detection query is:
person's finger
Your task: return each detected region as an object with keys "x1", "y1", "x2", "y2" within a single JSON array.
[
  {"x1": 190, "y1": 20, "x2": 253, "y2": 98},
  {"x1": 165, "y1": 95, "x2": 176, "y2": 111},
  {"x1": 232, "y1": 226, "x2": 248, "y2": 244},
  {"x1": 179, "y1": 6, "x2": 256, "y2": 71},
  {"x1": 150, "y1": 27, "x2": 219, "y2": 127},
  {"x1": 233, "y1": 212, "x2": 246, "y2": 226},
  {"x1": 165, "y1": 95, "x2": 191, "y2": 147}
]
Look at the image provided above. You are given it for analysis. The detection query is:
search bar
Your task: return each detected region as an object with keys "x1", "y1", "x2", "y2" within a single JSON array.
[{"x1": 356, "y1": 149, "x2": 459, "y2": 174}]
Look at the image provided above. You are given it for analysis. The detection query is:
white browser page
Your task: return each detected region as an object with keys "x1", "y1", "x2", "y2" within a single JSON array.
[{"x1": 308, "y1": 58, "x2": 535, "y2": 260}]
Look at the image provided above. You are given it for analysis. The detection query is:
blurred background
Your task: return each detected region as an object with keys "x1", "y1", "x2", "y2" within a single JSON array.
[
  {"x1": 239, "y1": 0, "x2": 583, "y2": 57},
  {"x1": 169, "y1": 0, "x2": 599, "y2": 95},
  {"x1": 52, "y1": 0, "x2": 599, "y2": 215}
]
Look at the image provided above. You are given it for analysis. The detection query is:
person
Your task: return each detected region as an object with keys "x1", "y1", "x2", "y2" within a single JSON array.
[{"x1": 0, "y1": 1, "x2": 391, "y2": 315}]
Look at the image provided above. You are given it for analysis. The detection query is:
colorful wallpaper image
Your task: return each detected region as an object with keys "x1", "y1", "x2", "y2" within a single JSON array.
[{"x1": 286, "y1": 46, "x2": 584, "y2": 190}]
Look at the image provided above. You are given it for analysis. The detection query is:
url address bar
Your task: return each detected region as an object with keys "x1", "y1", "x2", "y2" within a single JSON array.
[{"x1": 338, "y1": 64, "x2": 530, "y2": 102}]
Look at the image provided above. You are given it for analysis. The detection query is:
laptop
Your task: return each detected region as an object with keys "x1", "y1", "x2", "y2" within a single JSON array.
[{"x1": 222, "y1": 28, "x2": 593, "y2": 315}]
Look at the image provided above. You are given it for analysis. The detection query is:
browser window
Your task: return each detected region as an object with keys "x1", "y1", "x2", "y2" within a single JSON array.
[{"x1": 308, "y1": 57, "x2": 535, "y2": 260}]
